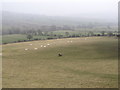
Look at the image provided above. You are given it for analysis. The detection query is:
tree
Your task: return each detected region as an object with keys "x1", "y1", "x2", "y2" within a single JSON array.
[
  {"x1": 58, "y1": 35, "x2": 63, "y2": 38},
  {"x1": 107, "y1": 31, "x2": 113, "y2": 36},
  {"x1": 50, "y1": 32, "x2": 53, "y2": 36},
  {"x1": 116, "y1": 34, "x2": 120, "y2": 38},
  {"x1": 44, "y1": 31, "x2": 48, "y2": 36},
  {"x1": 65, "y1": 32, "x2": 70, "y2": 37},
  {"x1": 101, "y1": 31, "x2": 105, "y2": 36},
  {"x1": 88, "y1": 31, "x2": 94, "y2": 36},
  {"x1": 27, "y1": 34, "x2": 33, "y2": 40},
  {"x1": 37, "y1": 29, "x2": 43, "y2": 36}
]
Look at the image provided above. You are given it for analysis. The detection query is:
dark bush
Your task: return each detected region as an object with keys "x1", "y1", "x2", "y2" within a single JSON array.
[
  {"x1": 18, "y1": 40, "x2": 22, "y2": 42},
  {"x1": 23, "y1": 40, "x2": 28, "y2": 42},
  {"x1": 3, "y1": 43, "x2": 8, "y2": 44},
  {"x1": 13, "y1": 41, "x2": 17, "y2": 43},
  {"x1": 34, "y1": 38, "x2": 39, "y2": 40},
  {"x1": 47, "y1": 38, "x2": 54, "y2": 40},
  {"x1": 97, "y1": 34, "x2": 101, "y2": 36}
]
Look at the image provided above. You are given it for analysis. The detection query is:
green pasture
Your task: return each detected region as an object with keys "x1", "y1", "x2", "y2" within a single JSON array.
[{"x1": 2, "y1": 37, "x2": 118, "y2": 88}]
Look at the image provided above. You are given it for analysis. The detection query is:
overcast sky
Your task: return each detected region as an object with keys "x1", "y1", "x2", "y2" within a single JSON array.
[{"x1": 1, "y1": 0, "x2": 119, "y2": 19}]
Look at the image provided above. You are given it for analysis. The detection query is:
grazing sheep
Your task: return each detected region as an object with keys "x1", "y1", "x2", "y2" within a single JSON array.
[
  {"x1": 44, "y1": 46, "x2": 46, "y2": 47},
  {"x1": 34, "y1": 48, "x2": 38, "y2": 50},
  {"x1": 41, "y1": 45, "x2": 43, "y2": 47},
  {"x1": 25, "y1": 48, "x2": 28, "y2": 50},
  {"x1": 58, "y1": 53, "x2": 63, "y2": 57}
]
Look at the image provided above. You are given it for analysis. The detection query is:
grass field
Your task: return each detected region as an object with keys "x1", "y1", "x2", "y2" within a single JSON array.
[
  {"x1": 1, "y1": 30, "x2": 102, "y2": 44},
  {"x1": 1, "y1": 34, "x2": 51, "y2": 44},
  {"x1": 2, "y1": 34, "x2": 27, "y2": 44},
  {"x1": 2, "y1": 37, "x2": 118, "y2": 88},
  {"x1": 1, "y1": 34, "x2": 62, "y2": 44}
]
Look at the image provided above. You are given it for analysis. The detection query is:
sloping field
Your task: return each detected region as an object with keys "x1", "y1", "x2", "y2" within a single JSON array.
[{"x1": 2, "y1": 37, "x2": 118, "y2": 88}]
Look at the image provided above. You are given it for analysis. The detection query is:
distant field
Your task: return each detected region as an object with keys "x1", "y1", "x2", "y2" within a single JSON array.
[
  {"x1": 2, "y1": 34, "x2": 51, "y2": 44},
  {"x1": 2, "y1": 34, "x2": 27, "y2": 44},
  {"x1": 2, "y1": 37, "x2": 118, "y2": 88},
  {"x1": 1, "y1": 30, "x2": 103, "y2": 44}
]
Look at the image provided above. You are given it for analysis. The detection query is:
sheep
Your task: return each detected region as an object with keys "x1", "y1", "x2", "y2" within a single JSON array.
[
  {"x1": 34, "y1": 48, "x2": 38, "y2": 50},
  {"x1": 58, "y1": 53, "x2": 63, "y2": 57},
  {"x1": 25, "y1": 48, "x2": 28, "y2": 50}
]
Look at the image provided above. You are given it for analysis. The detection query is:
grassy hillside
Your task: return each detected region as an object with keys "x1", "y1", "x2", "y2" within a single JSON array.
[{"x1": 2, "y1": 37, "x2": 118, "y2": 88}]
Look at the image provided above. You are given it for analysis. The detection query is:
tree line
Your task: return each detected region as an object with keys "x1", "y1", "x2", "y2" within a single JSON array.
[{"x1": 2, "y1": 24, "x2": 115, "y2": 35}]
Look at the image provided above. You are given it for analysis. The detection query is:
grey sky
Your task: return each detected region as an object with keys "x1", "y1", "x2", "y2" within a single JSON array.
[{"x1": 2, "y1": 0, "x2": 119, "y2": 19}]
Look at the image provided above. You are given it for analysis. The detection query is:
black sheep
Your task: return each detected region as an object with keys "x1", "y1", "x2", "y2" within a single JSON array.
[{"x1": 58, "y1": 53, "x2": 62, "y2": 57}]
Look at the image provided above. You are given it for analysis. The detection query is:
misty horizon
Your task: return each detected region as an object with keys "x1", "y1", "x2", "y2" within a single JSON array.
[{"x1": 2, "y1": 0, "x2": 118, "y2": 21}]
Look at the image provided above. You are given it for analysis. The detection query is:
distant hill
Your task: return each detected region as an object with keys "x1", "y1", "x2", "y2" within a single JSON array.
[{"x1": 2, "y1": 11, "x2": 117, "y2": 35}]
